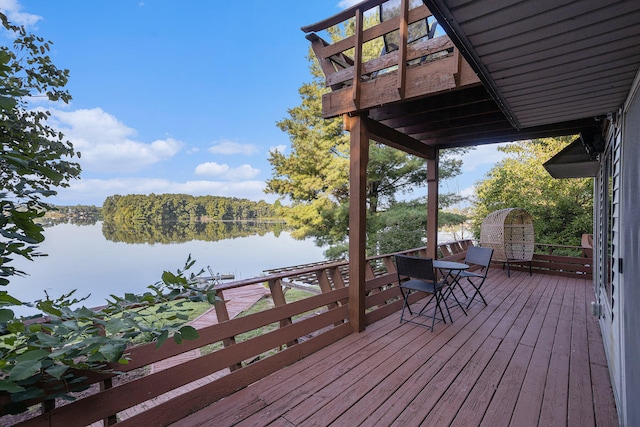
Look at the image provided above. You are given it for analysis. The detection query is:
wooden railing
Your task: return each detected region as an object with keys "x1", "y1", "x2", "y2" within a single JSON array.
[
  {"x1": 301, "y1": 0, "x2": 480, "y2": 118},
  {"x1": 6, "y1": 241, "x2": 593, "y2": 426}
]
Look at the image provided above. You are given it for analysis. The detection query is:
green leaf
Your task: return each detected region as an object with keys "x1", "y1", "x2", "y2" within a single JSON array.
[
  {"x1": 16, "y1": 349, "x2": 50, "y2": 362},
  {"x1": 207, "y1": 290, "x2": 218, "y2": 304},
  {"x1": 9, "y1": 359, "x2": 42, "y2": 381},
  {"x1": 36, "y1": 332, "x2": 62, "y2": 347},
  {"x1": 0, "y1": 292, "x2": 23, "y2": 306},
  {"x1": 11, "y1": 386, "x2": 46, "y2": 402},
  {"x1": 0, "y1": 379, "x2": 26, "y2": 393},
  {"x1": 161, "y1": 271, "x2": 179, "y2": 284},
  {"x1": 105, "y1": 318, "x2": 130, "y2": 335},
  {"x1": 34, "y1": 165, "x2": 64, "y2": 182},
  {"x1": 45, "y1": 364, "x2": 68, "y2": 380},
  {"x1": 173, "y1": 331, "x2": 183, "y2": 345},
  {"x1": 37, "y1": 300, "x2": 62, "y2": 317},
  {"x1": 7, "y1": 320, "x2": 26, "y2": 333},
  {"x1": 178, "y1": 325, "x2": 198, "y2": 341},
  {"x1": 28, "y1": 323, "x2": 43, "y2": 333},
  {"x1": 155, "y1": 329, "x2": 169, "y2": 348},
  {"x1": 99, "y1": 343, "x2": 126, "y2": 363}
]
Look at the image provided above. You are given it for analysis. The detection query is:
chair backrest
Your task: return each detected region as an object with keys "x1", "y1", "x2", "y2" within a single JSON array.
[
  {"x1": 395, "y1": 255, "x2": 436, "y2": 281},
  {"x1": 465, "y1": 246, "x2": 494, "y2": 269}
]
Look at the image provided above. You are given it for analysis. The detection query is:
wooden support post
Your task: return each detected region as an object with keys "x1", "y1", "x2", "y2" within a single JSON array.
[
  {"x1": 352, "y1": 8, "x2": 364, "y2": 109},
  {"x1": 426, "y1": 151, "x2": 439, "y2": 259},
  {"x1": 397, "y1": 0, "x2": 409, "y2": 98},
  {"x1": 100, "y1": 378, "x2": 118, "y2": 426},
  {"x1": 453, "y1": 47, "x2": 462, "y2": 85},
  {"x1": 348, "y1": 114, "x2": 369, "y2": 332}
]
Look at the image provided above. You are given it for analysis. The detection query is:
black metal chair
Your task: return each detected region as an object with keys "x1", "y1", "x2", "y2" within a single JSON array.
[
  {"x1": 395, "y1": 255, "x2": 452, "y2": 331},
  {"x1": 458, "y1": 246, "x2": 494, "y2": 309}
]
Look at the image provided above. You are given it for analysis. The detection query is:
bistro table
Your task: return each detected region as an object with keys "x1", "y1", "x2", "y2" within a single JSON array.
[{"x1": 433, "y1": 260, "x2": 470, "y2": 316}]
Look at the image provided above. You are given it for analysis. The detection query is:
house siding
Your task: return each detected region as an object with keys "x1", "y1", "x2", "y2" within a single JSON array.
[{"x1": 620, "y1": 69, "x2": 640, "y2": 427}]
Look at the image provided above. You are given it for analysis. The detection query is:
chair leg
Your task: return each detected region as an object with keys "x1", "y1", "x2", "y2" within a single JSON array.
[
  {"x1": 456, "y1": 282, "x2": 469, "y2": 299},
  {"x1": 440, "y1": 291, "x2": 453, "y2": 323},
  {"x1": 400, "y1": 289, "x2": 413, "y2": 323},
  {"x1": 445, "y1": 284, "x2": 467, "y2": 316},
  {"x1": 465, "y1": 279, "x2": 487, "y2": 309},
  {"x1": 431, "y1": 292, "x2": 444, "y2": 331}
]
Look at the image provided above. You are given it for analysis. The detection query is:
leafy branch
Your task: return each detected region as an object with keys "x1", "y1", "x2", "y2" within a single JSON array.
[{"x1": 0, "y1": 255, "x2": 218, "y2": 415}]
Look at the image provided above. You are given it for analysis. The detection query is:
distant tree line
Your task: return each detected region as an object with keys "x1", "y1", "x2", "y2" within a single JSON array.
[
  {"x1": 102, "y1": 194, "x2": 280, "y2": 224},
  {"x1": 41, "y1": 205, "x2": 102, "y2": 226}
]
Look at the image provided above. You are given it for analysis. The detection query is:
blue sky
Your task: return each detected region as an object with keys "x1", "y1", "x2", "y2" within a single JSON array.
[{"x1": 3, "y1": 0, "x2": 508, "y2": 207}]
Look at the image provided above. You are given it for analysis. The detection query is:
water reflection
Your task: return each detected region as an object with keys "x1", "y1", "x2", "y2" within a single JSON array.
[
  {"x1": 101, "y1": 221, "x2": 286, "y2": 244},
  {"x1": 9, "y1": 221, "x2": 326, "y2": 316}
]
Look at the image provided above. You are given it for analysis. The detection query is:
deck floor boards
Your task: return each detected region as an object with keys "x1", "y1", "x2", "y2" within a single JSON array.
[{"x1": 171, "y1": 269, "x2": 618, "y2": 427}]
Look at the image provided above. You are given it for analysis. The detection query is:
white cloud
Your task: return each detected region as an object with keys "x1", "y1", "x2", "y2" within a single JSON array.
[
  {"x1": 269, "y1": 144, "x2": 286, "y2": 154},
  {"x1": 208, "y1": 139, "x2": 258, "y2": 155},
  {"x1": 49, "y1": 108, "x2": 182, "y2": 173},
  {"x1": 227, "y1": 164, "x2": 261, "y2": 181},
  {"x1": 0, "y1": 0, "x2": 42, "y2": 27},
  {"x1": 458, "y1": 143, "x2": 512, "y2": 173},
  {"x1": 195, "y1": 162, "x2": 260, "y2": 181},
  {"x1": 337, "y1": 0, "x2": 361, "y2": 9},
  {"x1": 195, "y1": 162, "x2": 229, "y2": 177},
  {"x1": 459, "y1": 185, "x2": 476, "y2": 199}
]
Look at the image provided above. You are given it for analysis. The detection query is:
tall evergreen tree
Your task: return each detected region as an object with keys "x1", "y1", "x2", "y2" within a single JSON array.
[{"x1": 267, "y1": 16, "x2": 468, "y2": 256}]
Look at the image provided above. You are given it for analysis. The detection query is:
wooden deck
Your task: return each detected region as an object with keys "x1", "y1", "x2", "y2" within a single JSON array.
[{"x1": 171, "y1": 268, "x2": 618, "y2": 426}]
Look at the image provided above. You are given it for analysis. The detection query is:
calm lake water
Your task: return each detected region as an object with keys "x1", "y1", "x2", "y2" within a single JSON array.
[{"x1": 8, "y1": 222, "x2": 327, "y2": 316}]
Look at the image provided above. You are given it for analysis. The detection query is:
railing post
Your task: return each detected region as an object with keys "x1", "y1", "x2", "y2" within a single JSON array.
[
  {"x1": 317, "y1": 269, "x2": 344, "y2": 326},
  {"x1": 397, "y1": 0, "x2": 409, "y2": 98},
  {"x1": 352, "y1": 7, "x2": 364, "y2": 109},
  {"x1": 93, "y1": 321, "x2": 118, "y2": 425},
  {"x1": 329, "y1": 266, "x2": 349, "y2": 306},
  {"x1": 426, "y1": 151, "x2": 439, "y2": 259},
  {"x1": 100, "y1": 378, "x2": 117, "y2": 426},
  {"x1": 213, "y1": 289, "x2": 242, "y2": 371},
  {"x1": 268, "y1": 278, "x2": 298, "y2": 347}
]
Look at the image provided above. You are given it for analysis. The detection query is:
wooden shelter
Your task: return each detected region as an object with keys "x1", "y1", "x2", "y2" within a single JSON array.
[
  {"x1": 302, "y1": 0, "x2": 606, "y2": 333},
  {"x1": 305, "y1": 2, "x2": 640, "y2": 423}
]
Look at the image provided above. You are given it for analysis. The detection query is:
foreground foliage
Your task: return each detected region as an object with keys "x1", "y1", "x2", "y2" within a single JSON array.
[
  {"x1": 0, "y1": 256, "x2": 217, "y2": 415},
  {"x1": 0, "y1": 13, "x2": 80, "y2": 287}
]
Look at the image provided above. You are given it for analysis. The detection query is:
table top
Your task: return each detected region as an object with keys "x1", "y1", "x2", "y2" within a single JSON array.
[{"x1": 433, "y1": 260, "x2": 469, "y2": 270}]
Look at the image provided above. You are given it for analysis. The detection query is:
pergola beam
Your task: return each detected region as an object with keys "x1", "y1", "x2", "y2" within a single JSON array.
[{"x1": 364, "y1": 116, "x2": 436, "y2": 159}]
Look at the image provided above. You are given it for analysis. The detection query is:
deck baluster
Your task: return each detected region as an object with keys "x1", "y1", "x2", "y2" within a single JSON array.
[
  {"x1": 268, "y1": 278, "x2": 298, "y2": 348},
  {"x1": 213, "y1": 289, "x2": 242, "y2": 371}
]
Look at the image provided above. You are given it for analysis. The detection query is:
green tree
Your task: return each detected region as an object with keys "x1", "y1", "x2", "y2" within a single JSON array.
[
  {"x1": 0, "y1": 15, "x2": 219, "y2": 412},
  {"x1": 0, "y1": 13, "x2": 81, "y2": 287},
  {"x1": 472, "y1": 137, "x2": 593, "y2": 247}
]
